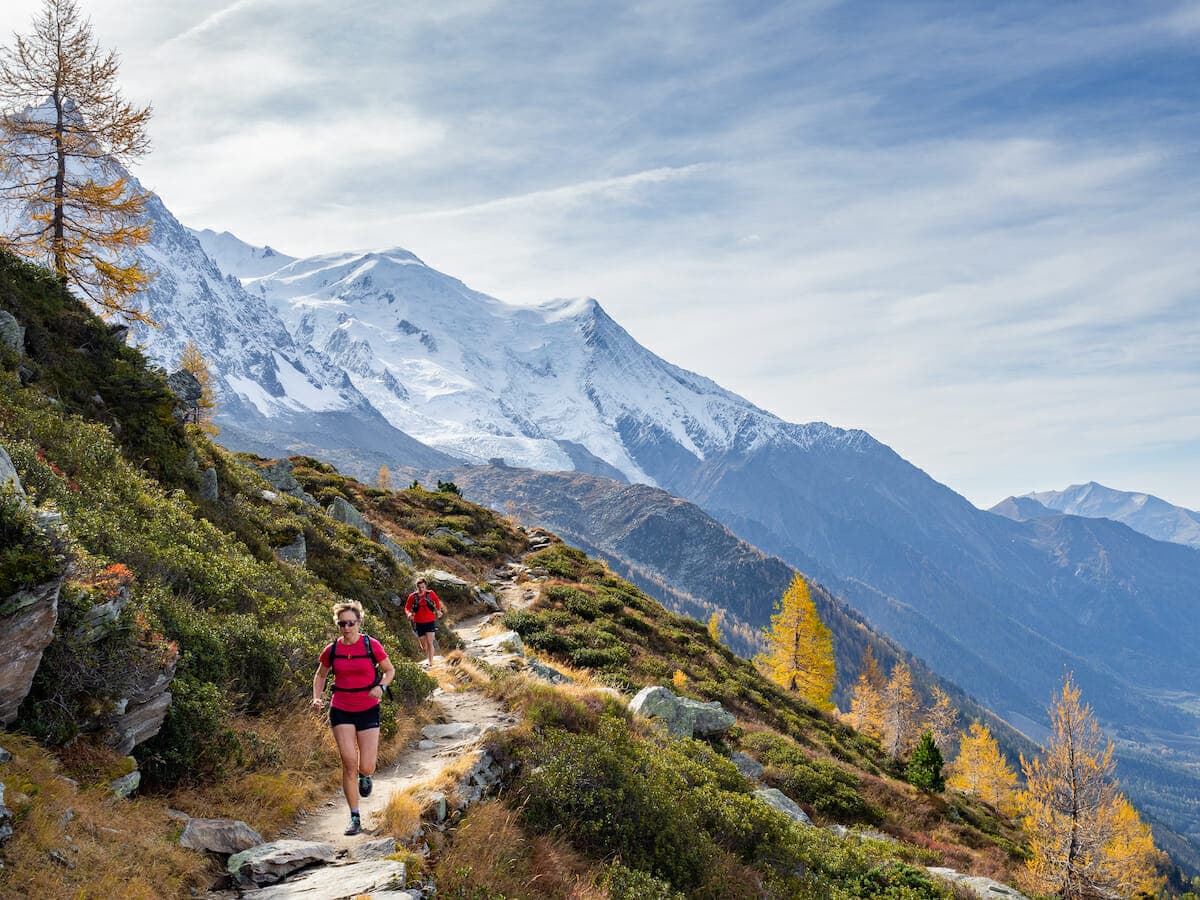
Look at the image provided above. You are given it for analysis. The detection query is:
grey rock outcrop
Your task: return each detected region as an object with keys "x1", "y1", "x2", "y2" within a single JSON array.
[
  {"x1": 526, "y1": 658, "x2": 573, "y2": 685},
  {"x1": 420, "y1": 569, "x2": 473, "y2": 604},
  {"x1": 0, "y1": 310, "x2": 24, "y2": 356},
  {"x1": 166, "y1": 369, "x2": 202, "y2": 422},
  {"x1": 110, "y1": 769, "x2": 141, "y2": 798},
  {"x1": 257, "y1": 459, "x2": 316, "y2": 505},
  {"x1": 1, "y1": 571, "x2": 65, "y2": 725},
  {"x1": 348, "y1": 836, "x2": 397, "y2": 861},
  {"x1": 0, "y1": 445, "x2": 24, "y2": 498},
  {"x1": 198, "y1": 466, "x2": 219, "y2": 502},
  {"x1": 241, "y1": 858, "x2": 407, "y2": 898},
  {"x1": 431, "y1": 526, "x2": 474, "y2": 546},
  {"x1": 276, "y1": 533, "x2": 307, "y2": 566},
  {"x1": 378, "y1": 532, "x2": 413, "y2": 567},
  {"x1": 754, "y1": 788, "x2": 812, "y2": 826},
  {"x1": 926, "y1": 867, "x2": 1031, "y2": 899},
  {"x1": 228, "y1": 840, "x2": 336, "y2": 886},
  {"x1": 105, "y1": 652, "x2": 177, "y2": 756},
  {"x1": 326, "y1": 496, "x2": 371, "y2": 537},
  {"x1": 628, "y1": 685, "x2": 736, "y2": 739},
  {"x1": 731, "y1": 751, "x2": 765, "y2": 780},
  {"x1": 179, "y1": 818, "x2": 264, "y2": 855},
  {"x1": 0, "y1": 781, "x2": 13, "y2": 846}
]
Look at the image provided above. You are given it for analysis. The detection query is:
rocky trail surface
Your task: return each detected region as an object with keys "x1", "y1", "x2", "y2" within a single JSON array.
[{"x1": 202, "y1": 540, "x2": 558, "y2": 899}]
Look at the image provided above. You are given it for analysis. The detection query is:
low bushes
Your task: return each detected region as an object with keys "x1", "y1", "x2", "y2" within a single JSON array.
[{"x1": 742, "y1": 730, "x2": 879, "y2": 823}]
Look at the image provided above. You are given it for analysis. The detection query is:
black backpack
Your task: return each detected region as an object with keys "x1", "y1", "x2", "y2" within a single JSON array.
[
  {"x1": 326, "y1": 633, "x2": 391, "y2": 698},
  {"x1": 411, "y1": 591, "x2": 437, "y2": 614}
]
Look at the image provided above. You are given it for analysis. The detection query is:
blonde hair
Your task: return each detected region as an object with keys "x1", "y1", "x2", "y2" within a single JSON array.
[{"x1": 332, "y1": 600, "x2": 364, "y2": 625}]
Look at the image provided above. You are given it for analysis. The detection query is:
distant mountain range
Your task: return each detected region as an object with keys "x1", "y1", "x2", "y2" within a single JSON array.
[{"x1": 992, "y1": 482, "x2": 1200, "y2": 550}]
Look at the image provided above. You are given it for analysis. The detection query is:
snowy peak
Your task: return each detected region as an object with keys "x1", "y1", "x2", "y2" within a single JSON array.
[
  {"x1": 995, "y1": 482, "x2": 1200, "y2": 549},
  {"x1": 190, "y1": 227, "x2": 297, "y2": 280}
]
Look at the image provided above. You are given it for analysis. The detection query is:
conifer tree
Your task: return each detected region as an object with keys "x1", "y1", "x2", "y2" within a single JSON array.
[
  {"x1": 906, "y1": 731, "x2": 945, "y2": 792},
  {"x1": 946, "y1": 722, "x2": 1018, "y2": 815},
  {"x1": 706, "y1": 611, "x2": 723, "y2": 644},
  {"x1": 882, "y1": 659, "x2": 922, "y2": 759},
  {"x1": 755, "y1": 573, "x2": 836, "y2": 711},
  {"x1": 846, "y1": 645, "x2": 887, "y2": 740},
  {"x1": 923, "y1": 686, "x2": 958, "y2": 753},
  {"x1": 1020, "y1": 675, "x2": 1164, "y2": 898},
  {"x1": 377, "y1": 464, "x2": 392, "y2": 491},
  {"x1": 177, "y1": 340, "x2": 218, "y2": 434},
  {"x1": 0, "y1": 0, "x2": 153, "y2": 322}
]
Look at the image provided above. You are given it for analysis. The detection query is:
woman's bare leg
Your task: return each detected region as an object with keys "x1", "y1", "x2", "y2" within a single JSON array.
[{"x1": 333, "y1": 724, "x2": 360, "y2": 810}]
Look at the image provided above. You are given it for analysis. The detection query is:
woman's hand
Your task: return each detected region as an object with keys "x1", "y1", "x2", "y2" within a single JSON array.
[
  {"x1": 311, "y1": 696, "x2": 323, "y2": 711},
  {"x1": 369, "y1": 685, "x2": 384, "y2": 700}
]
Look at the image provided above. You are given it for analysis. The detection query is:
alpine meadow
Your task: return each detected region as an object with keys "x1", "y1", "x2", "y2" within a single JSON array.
[{"x1": 2, "y1": 1, "x2": 1198, "y2": 898}]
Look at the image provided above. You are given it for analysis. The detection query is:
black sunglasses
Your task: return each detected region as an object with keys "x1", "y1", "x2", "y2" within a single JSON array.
[{"x1": 337, "y1": 619, "x2": 358, "y2": 628}]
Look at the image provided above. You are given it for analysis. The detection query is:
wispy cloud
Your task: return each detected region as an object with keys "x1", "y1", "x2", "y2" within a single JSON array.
[{"x1": 0, "y1": 0, "x2": 1197, "y2": 507}]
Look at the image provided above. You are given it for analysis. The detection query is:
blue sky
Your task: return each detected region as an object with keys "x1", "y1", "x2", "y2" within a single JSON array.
[{"x1": 3, "y1": 0, "x2": 1198, "y2": 508}]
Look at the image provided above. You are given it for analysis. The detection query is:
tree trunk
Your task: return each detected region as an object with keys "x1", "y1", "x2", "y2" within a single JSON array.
[{"x1": 52, "y1": 91, "x2": 66, "y2": 284}]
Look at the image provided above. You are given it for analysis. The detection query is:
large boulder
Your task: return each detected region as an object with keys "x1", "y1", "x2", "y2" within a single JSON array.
[
  {"x1": 628, "y1": 686, "x2": 736, "y2": 739},
  {"x1": 377, "y1": 532, "x2": 413, "y2": 567},
  {"x1": 753, "y1": 788, "x2": 812, "y2": 827},
  {"x1": 326, "y1": 496, "x2": 371, "y2": 537},
  {"x1": 276, "y1": 533, "x2": 307, "y2": 566},
  {"x1": 0, "y1": 571, "x2": 66, "y2": 725},
  {"x1": 179, "y1": 818, "x2": 264, "y2": 855},
  {"x1": 227, "y1": 840, "x2": 336, "y2": 886},
  {"x1": 0, "y1": 781, "x2": 13, "y2": 846},
  {"x1": 241, "y1": 858, "x2": 407, "y2": 898},
  {"x1": 0, "y1": 310, "x2": 24, "y2": 356},
  {"x1": 420, "y1": 569, "x2": 473, "y2": 604},
  {"x1": 110, "y1": 769, "x2": 141, "y2": 798},
  {"x1": 165, "y1": 370, "x2": 202, "y2": 422},
  {"x1": 198, "y1": 466, "x2": 219, "y2": 502}
]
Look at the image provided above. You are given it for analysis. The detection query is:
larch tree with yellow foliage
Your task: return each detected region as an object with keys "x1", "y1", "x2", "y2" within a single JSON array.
[
  {"x1": 377, "y1": 464, "x2": 392, "y2": 491},
  {"x1": 1019, "y1": 675, "x2": 1164, "y2": 899},
  {"x1": 0, "y1": 0, "x2": 153, "y2": 322},
  {"x1": 706, "y1": 611, "x2": 723, "y2": 644},
  {"x1": 946, "y1": 722, "x2": 1018, "y2": 815},
  {"x1": 882, "y1": 659, "x2": 922, "y2": 759},
  {"x1": 845, "y1": 645, "x2": 887, "y2": 741},
  {"x1": 177, "y1": 340, "x2": 218, "y2": 434},
  {"x1": 755, "y1": 573, "x2": 835, "y2": 711},
  {"x1": 922, "y1": 686, "x2": 958, "y2": 753}
]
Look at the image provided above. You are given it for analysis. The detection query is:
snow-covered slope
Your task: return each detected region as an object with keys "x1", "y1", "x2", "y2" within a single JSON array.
[
  {"x1": 1001, "y1": 482, "x2": 1200, "y2": 549},
  {"x1": 228, "y1": 239, "x2": 799, "y2": 481},
  {"x1": 190, "y1": 228, "x2": 296, "y2": 280}
]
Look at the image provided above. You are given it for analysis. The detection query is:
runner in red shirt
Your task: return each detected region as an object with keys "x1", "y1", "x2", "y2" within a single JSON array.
[
  {"x1": 405, "y1": 577, "x2": 444, "y2": 667},
  {"x1": 311, "y1": 600, "x2": 395, "y2": 836}
]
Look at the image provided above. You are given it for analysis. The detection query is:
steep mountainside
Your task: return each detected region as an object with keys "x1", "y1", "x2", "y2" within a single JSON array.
[{"x1": 993, "y1": 481, "x2": 1200, "y2": 549}]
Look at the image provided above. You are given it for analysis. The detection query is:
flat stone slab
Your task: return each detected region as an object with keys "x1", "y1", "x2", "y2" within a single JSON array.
[
  {"x1": 421, "y1": 722, "x2": 480, "y2": 742},
  {"x1": 228, "y1": 840, "x2": 336, "y2": 885},
  {"x1": 731, "y1": 751, "x2": 764, "y2": 780},
  {"x1": 926, "y1": 868, "x2": 1031, "y2": 899},
  {"x1": 241, "y1": 859, "x2": 406, "y2": 898}
]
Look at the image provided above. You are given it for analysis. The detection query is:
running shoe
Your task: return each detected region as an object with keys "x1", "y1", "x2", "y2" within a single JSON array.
[
  {"x1": 344, "y1": 813, "x2": 362, "y2": 836},
  {"x1": 358, "y1": 774, "x2": 373, "y2": 797}
]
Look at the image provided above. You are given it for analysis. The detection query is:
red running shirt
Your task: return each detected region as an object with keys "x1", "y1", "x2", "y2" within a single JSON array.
[
  {"x1": 321, "y1": 635, "x2": 387, "y2": 712},
  {"x1": 405, "y1": 589, "x2": 442, "y2": 624}
]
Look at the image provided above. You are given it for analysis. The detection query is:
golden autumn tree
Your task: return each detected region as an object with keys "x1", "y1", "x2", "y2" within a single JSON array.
[
  {"x1": 1019, "y1": 675, "x2": 1165, "y2": 899},
  {"x1": 377, "y1": 464, "x2": 392, "y2": 491},
  {"x1": 946, "y1": 722, "x2": 1018, "y2": 815},
  {"x1": 845, "y1": 645, "x2": 887, "y2": 741},
  {"x1": 923, "y1": 686, "x2": 958, "y2": 753},
  {"x1": 706, "y1": 611, "x2": 723, "y2": 644},
  {"x1": 881, "y1": 659, "x2": 922, "y2": 759},
  {"x1": 755, "y1": 573, "x2": 835, "y2": 711},
  {"x1": 177, "y1": 340, "x2": 218, "y2": 434},
  {"x1": 0, "y1": 0, "x2": 153, "y2": 321}
]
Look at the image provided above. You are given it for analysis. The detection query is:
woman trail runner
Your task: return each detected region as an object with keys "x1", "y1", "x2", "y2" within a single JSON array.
[
  {"x1": 405, "y1": 577, "x2": 444, "y2": 667},
  {"x1": 311, "y1": 600, "x2": 395, "y2": 836}
]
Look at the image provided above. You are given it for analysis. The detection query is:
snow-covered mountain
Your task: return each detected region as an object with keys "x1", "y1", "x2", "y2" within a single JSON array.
[
  {"x1": 191, "y1": 228, "x2": 296, "y2": 280},
  {"x1": 222, "y1": 238, "x2": 799, "y2": 481},
  {"x1": 992, "y1": 481, "x2": 1200, "y2": 549}
]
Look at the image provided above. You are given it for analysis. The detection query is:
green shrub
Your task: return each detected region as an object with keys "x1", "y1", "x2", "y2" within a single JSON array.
[
  {"x1": 597, "y1": 862, "x2": 684, "y2": 900},
  {"x1": 388, "y1": 659, "x2": 437, "y2": 707},
  {"x1": 906, "y1": 732, "x2": 945, "y2": 793},
  {"x1": 138, "y1": 675, "x2": 240, "y2": 788},
  {"x1": 742, "y1": 731, "x2": 876, "y2": 822},
  {"x1": 0, "y1": 484, "x2": 58, "y2": 597}
]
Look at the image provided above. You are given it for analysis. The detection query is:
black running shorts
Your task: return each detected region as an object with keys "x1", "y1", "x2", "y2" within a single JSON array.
[{"x1": 329, "y1": 703, "x2": 381, "y2": 731}]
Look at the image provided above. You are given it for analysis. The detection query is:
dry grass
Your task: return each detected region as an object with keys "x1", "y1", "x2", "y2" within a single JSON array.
[
  {"x1": 0, "y1": 733, "x2": 212, "y2": 899},
  {"x1": 433, "y1": 800, "x2": 604, "y2": 899},
  {"x1": 170, "y1": 702, "x2": 425, "y2": 837},
  {"x1": 378, "y1": 788, "x2": 422, "y2": 841}
]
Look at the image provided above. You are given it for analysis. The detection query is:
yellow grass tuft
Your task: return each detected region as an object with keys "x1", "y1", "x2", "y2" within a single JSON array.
[{"x1": 377, "y1": 788, "x2": 422, "y2": 841}]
